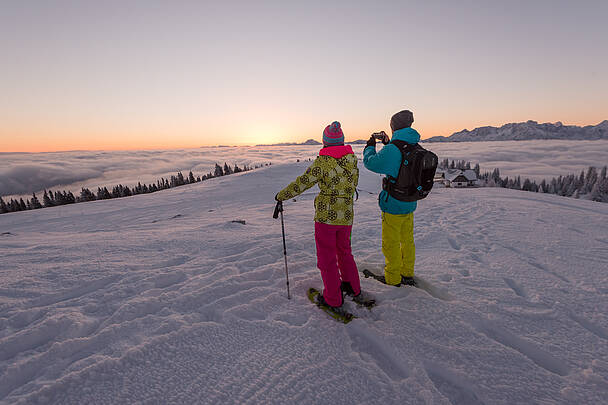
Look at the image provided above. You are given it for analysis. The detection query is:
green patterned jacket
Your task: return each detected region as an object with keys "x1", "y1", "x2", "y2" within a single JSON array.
[{"x1": 276, "y1": 145, "x2": 359, "y2": 226}]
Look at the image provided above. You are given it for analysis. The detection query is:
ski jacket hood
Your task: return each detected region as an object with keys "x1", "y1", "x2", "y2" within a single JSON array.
[
  {"x1": 362, "y1": 127, "x2": 422, "y2": 215},
  {"x1": 392, "y1": 127, "x2": 421, "y2": 144},
  {"x1": 319, "y1": 145, "x2": 354, "y2": 159}
]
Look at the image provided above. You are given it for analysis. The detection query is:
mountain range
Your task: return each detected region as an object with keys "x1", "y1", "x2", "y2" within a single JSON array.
[
  {"x1": 257, "y1": 120, "x2": 608, "y2": 146},
  {"x1": 424, "y1": 120, "x2": 608, "y2": 142},
  {"x1": 256, "y1": 139, "x2": 322, "y2": 146}
]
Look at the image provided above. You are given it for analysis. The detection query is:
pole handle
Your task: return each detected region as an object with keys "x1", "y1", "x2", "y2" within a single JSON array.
[{"x1": 273, "y1": 200, "x2": 283, "y2": 219}]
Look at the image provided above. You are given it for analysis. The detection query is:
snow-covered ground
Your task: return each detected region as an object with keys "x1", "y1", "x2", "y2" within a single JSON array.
[{"x1": 1, "y1": 160, "x2": 607, "y2": 404}]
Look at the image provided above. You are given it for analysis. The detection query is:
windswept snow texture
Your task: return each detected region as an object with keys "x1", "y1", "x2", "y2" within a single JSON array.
[{"x1": 1, "y1": 161, "x2": 607, "y2": 404}]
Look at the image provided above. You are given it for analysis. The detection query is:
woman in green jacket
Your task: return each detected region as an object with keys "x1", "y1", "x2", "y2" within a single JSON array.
[{"x1": 276, "y1": 122, "x2": 366, "y2": 310}]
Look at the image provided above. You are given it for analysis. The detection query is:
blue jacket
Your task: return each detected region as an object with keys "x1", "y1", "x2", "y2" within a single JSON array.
[{"x1": 363, "y1": 127, "x2": 421, "y2": 215}]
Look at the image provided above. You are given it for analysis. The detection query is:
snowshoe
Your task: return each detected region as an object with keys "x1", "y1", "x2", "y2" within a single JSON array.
[
  {"x1": 362, "y1": 269, "x2": 401, "y2": 287},
  {"x1": 307, "y1": 287, "x2": 355, "y2": 324}
]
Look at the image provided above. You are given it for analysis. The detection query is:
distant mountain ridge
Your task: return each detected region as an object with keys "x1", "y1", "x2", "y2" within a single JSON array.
[
  {"x1": 256, "y1": 139, "x2": 321, "y2": 146},
  {"x1": 258, "y1": 138, "x2": 370, "y2": 146},
  {"x1": 425, "y1": 120, "x2": 608, "y2": 142}
]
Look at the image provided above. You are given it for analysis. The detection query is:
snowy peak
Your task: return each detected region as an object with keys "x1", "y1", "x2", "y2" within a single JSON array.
[
  {"x1": 595, "y1": 119, "x2": 608, "y2": 129},
  {"x1": 426, "y1": 120, "x2": 608, "y2": 142}
]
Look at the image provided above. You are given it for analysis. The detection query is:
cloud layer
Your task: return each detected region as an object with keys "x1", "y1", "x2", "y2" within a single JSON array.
[{"x1": 2, "y1": 140, "x2": 607, "y2": 199}]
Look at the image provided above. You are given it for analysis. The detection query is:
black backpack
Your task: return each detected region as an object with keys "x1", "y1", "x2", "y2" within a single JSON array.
[{"x1": 382, "y1": 141, "x2": 438, "y2": 202}]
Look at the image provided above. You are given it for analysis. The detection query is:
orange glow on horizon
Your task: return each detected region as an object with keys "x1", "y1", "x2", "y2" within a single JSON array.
[{"x1": 2, "y1": 118, "x2": 606, "y2": 153}]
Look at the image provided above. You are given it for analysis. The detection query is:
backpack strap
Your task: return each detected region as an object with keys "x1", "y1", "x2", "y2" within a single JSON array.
[
  {"x1": 382, "y1": 140, "x2": 421, "y2": 200},
  {"x1": 388, "y1": 140, "x2": 418, "y2": 179}
]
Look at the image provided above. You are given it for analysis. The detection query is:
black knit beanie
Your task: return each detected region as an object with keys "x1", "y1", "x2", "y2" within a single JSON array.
[{"x1": 390, "y1": 110, "x2": 414, "y2": 131}]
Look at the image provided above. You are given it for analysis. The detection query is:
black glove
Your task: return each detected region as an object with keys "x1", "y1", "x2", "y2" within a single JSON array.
[{"x1": 366, "y1": 135, "x2": 376, "y2": 148}]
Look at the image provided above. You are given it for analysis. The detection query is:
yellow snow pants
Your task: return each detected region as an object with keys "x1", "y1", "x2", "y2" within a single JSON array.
[{"x1": 381, "y1": 212, "x2": 415, "y2": 285}]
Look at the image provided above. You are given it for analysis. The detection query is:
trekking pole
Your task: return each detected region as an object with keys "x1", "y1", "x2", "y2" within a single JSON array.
[{"x1": 273, "y1": 200, "x2": 291, "y2": 299}]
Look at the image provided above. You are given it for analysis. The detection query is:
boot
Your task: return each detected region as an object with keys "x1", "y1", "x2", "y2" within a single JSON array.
[
  {"x1": 401, "y1": 275, "x2": 418, "y2": 287},
  {"x1": 340, "y1": 281, "x2": 356, "y2": 296}
]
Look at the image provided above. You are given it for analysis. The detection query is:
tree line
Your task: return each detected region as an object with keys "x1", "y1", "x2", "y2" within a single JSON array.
[
  {"x1": 439, "y1": 159, "x2": 608, "y2": 202},
  {"x1": 0, "y1": 162, "x2": 268, "y2": 214}
]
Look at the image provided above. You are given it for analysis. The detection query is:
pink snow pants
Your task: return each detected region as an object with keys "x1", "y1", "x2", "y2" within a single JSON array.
[{"x1": 314, "y1": 221, "x2": 360, "y2": 307}]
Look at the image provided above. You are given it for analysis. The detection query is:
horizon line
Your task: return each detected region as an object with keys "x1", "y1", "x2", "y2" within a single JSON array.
[{"x1": 2, "y1": 119, "x2": 606, "y2": 153}]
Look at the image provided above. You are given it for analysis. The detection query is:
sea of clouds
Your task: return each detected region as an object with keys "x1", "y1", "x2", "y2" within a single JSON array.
[{"x1": 1, "y1": 140, "x2": 607, "y2": 199}]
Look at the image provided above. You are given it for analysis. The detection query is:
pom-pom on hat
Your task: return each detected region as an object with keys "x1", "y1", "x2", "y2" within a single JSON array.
[
  {"x1": 323, "y1": 121, "x2": 344, "y2": 146},
  {"x1": 390, "y1": 110, "x2": 414, "y2": 132}
]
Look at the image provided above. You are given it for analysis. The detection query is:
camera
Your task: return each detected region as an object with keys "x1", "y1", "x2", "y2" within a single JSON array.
[{"x1": 372, "y1": 131, "x2": 387, "y2": 140}]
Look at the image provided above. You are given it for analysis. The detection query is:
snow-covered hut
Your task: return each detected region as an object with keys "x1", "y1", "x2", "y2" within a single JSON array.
[{"x1": 444, "y1": 169, "x2": 478, "y2": 187}]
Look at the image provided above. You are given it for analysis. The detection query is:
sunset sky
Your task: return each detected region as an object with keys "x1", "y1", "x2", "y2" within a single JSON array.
[{"x1": 1, "y1": 0, "x2": 607, "y2": 152}]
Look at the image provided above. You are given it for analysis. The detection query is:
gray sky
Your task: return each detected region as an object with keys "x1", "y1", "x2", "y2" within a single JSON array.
[{"x1": 1, "y1": 0, "x2": 607, "y2": 151}]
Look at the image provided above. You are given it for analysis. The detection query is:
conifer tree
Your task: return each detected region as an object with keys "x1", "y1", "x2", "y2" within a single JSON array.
[
  {"x1": 43, "y1": 190, "x2": 53, "y2": 207},
  {"x1": 585, "y1": 167, "x2": 598, "y2": 193},
  {"x1": 178, "y1": 172, "x2": 185, "y2": 185},
  {"x1": 591, "y1": 181, "x2": 602, "y2": 201},
  {"x1": 0, "y1": 197, "x2": 7, "y2": 214},
  {"x1": 598, "y1": 178, "x2": 608, "y2": 202},
  {"x1": 30, "y1": 193, "x2": 43, "y2": 209},
  {"x1": 80, "y1": 188, "x2": 95, "y2": 202},
  {"x1": 473, "y1": 163, "x2": 480, "y2": 177},
  {"x1": 577, "y1": 170, "x2": 585, "y2": 189},
  {"x1": 52, "y1": 191, "x2": 63, "y2": 205},
  {"x1": 214, "y1": 163, "x2": 224, "y2": 177},
  {"x1": 491, "y1": 168, "x2": 500, "y2": 183},
  {"x1": 111, "y1": 186, "x2": 120, "y2": 198}
]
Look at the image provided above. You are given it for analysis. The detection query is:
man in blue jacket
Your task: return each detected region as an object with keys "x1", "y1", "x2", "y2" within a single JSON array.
[{"x1": 363, "y1": 110, "x2": 420, "y2": 286}]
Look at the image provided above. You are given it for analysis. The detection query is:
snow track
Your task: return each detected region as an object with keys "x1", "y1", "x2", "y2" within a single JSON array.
[{"x1": 1, "y1": 162, "x2": 607, "y2": 404}]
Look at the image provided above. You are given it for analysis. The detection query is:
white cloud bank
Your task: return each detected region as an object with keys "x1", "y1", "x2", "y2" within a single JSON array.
[{"x1": 1, "y1": 140, "x2": 607, "y2": 199}]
